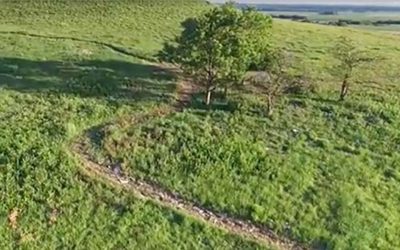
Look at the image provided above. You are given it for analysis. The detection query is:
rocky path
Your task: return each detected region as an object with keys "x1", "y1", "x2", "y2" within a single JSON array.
[{"x1": 73, "y1": 140, "x2": 305, "y2": 250}]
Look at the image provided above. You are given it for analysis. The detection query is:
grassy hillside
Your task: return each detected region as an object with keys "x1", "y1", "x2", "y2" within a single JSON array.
[
  {"x1": 0, "y1": 1, "x2": 266, "y2": 249},
  {"x1": 1, "y1": 0, "x2": 400, "y2": 249},
  {"x1": 0, "y1": 0, "x2": 207, "y2": 56},
  {"x1": 91, "y1": 19, "x2": 400, "y2": 249}
]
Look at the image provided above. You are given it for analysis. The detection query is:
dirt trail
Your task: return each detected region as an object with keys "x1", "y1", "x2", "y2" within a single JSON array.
[
  {"x1": 73, "y1": 141, "x2": 305, "y2": 250},
  {"x1": 5, "y1": 30, "x2": 308, "y2": 249}
]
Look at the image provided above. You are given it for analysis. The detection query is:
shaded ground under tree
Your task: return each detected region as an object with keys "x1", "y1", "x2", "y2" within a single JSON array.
[{"x1": 0, "y1": 57, "x2": 177, "y2": 103}]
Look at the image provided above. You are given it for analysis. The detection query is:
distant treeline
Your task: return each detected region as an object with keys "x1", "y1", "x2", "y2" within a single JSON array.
[
  {"x1": 271, "y1": 14, "x2": 307, "y2": 21},
  {"x1": 324, "y1": 19, "x2": 400, "y2": 27},
  {"x1": 237, "y1": 4, "x2": 400, "y2": 13}
]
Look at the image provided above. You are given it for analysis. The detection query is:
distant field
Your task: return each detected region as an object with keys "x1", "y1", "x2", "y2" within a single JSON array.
[
  {"x1": 352, "y1": 24, "x2": 400, "y2": 32},
  {"x1": 264, "y1": 10, "x2": 400, "y2": 31},
  {"x1": 309, "y1": 11, "x2": 400, "y2": 22}
]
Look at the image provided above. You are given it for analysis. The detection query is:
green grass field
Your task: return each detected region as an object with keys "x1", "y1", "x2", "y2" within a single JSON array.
[
  {"x1": 1, "y1": 0, "x2": 400, "y2": 249},
  {"x1": 0, "y1": 0, "x2": 208, "y2": 57},
  {"x1": 351, "y1": 24, "x2": 400, "y2": 32},
  {"x1": 93, "y1": 14, "x2": 400, "y2": 250},
  {"x1": 0, "y1": 1, "x2": 266, "y2": 249}
]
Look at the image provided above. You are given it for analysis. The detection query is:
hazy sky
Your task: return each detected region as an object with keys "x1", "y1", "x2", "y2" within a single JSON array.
[{"x1": 210, "y1": 0, "x2": 400, "y2": 6}]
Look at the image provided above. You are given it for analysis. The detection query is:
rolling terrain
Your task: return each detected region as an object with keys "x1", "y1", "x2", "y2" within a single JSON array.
[
  {"x1": 1, "y1": 0, "x2": 400, "y2": 249},
  {"x1": 0, "y1": 0, "x2": 266, "y2": 249}
]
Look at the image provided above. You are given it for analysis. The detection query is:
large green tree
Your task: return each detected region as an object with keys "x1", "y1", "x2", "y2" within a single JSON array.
[{"x1": 161, "y1": 3, "x2": 272, "y2": 105}]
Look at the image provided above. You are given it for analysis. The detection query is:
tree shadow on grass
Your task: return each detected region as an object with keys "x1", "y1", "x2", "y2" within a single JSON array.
[
  {"x1": 0, "y1": 57, "x2": 177, "y2": 104},
  {"x1": 290, "y1": 94, "x2": 340, "y2": 105},
  {"x1": 187, "y1": 91, "x2": 239, "y2": 112}
]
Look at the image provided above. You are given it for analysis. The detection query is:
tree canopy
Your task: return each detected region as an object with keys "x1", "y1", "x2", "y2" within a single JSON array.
[{"x1": 160, "y1": 3, "x2": 273, "y2": 105}]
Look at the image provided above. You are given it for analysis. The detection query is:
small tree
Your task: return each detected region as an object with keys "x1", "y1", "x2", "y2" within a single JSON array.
[
  {"x1": 332, "y1": 36, "x2": 372, "y2": 101},
  {"x1": 160, "y1": 3, "x2": 272, "y2": 105},
  {"x1": 250, "y1": 49, "x2": 295, "y2": 116}
]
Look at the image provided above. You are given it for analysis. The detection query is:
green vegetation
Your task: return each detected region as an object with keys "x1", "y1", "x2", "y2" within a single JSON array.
[
  {"x1": 249, "y1": 48, "x2": 310, "y2": 116},
  {"x1": 97, "y1": 99, "x2": 400, "y2": 248},
  {"x1": 162, "y1": 3, "x2": 272, "y2": 105},
  {"x1": 0, "y1": 0, "x2": 207, "y2": 56},
  {"x1": 0, "y1": 0, "x2": 267, "y2": 249},
  {"x1": 2, "y1": 0, "x2": 400, "y2": 249},
  {"x1": 331, "y1": 36, "x2": 374, "y2": 100},
  {"x1": 92, "y1": 11, "x2": 400, "y2": 250}
]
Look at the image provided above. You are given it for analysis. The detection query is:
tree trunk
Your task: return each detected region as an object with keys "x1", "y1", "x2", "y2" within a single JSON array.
[
  {"x1": 267, "y1": 95, "x2": 273, "y2": 116},
  {"x1": 340, "y1": 78, "x2": 349, "y2": 101},
  {"x1": 205, "y1": 87, "x2": 212, "y2": 106},
  {"x1": 223, "y1": 85, "x2": 228, "y2": 100},
  {"x1": 204, "y1": 73, "x2": 214, "y2": 106}
]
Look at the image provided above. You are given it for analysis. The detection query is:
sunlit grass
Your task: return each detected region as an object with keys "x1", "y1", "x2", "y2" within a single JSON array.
[
  {"x1": 0, "y1": 1, "x2": 267, "y2": 249},
  {"x1": 1, "y1": 0, "x2": 400, "y2": 249},
  {"x1": 94, "y1": 17, "x2": 400, "y2": 250}
]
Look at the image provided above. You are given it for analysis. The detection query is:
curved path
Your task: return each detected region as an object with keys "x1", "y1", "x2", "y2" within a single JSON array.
[
  {"x1": 73, "y1": 139, "x2": 304, "y2": 250},
  {"x1": 1, "y1": 30, "x2": 308, "y2": 249}
]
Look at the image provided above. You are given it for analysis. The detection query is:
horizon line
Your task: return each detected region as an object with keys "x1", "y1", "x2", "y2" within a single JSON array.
[{"x1": 211, "y1": 1, "x2": 400, "y2": 7}]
